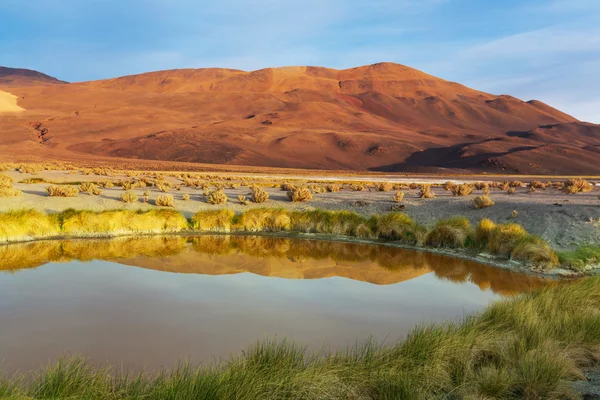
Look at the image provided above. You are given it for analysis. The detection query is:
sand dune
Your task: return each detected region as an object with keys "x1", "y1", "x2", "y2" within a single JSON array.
[
  {"x1": 0, "y1": 90, "x2": 24, "y2": 113},
  {"x1": 0, "y1": 62, "x2": 598, "y2": 174}
]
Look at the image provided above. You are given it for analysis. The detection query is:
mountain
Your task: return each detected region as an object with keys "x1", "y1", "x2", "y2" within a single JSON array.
[
  {"x1": 0, "y1": 62, "x2": 598, "y2": 174},
  {"x1": 0, "y1": 67, "x2": 66, "y2": 86}
]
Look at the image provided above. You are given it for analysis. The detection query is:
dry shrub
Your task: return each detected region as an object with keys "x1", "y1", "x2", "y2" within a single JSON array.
[
  {"x1": 472, "y1": 195, "x2": 495, "y2": 209},
  {"x1": 47, "y1": 185, "x2": 79, "y2": 197},
  {"x1": 325, "y1": 184, "x2": 341, "y2": 192},
  {"x1": 393, "y1": 191, "x2": 404, "y2": 203},
  {"x1": 418, "y1": 185, "x2": 435, "y2": 199},
  {"x1": 206, "y1": 189, "x2": 228, "y2": 205},
  {"x1": 507, "y1": 187, "x2": 516, "y2": 195},
  {"x1": 281, "y1": 182, "x2": 295, "y2": 191},
  {"x1": 100, "y1": 180, "x2": 115, "y2": 189},
  {"x1": 351, "y1": 184, "x2": 366, "y2": 191},
  {"x1": 531, "y1": 181, "x2": 546, "y2": 189},
  {"x1": 80, "y1": 182, "x2": 102, "y2": 195},
  {"x1": 0, "y1": 173, "x2": 21, "y2": 197},
  {"x1": 499, "y1": 181, "x2": 510, "y2": 190},
  {"x1": 250, "y1": 186, "x2": 269, "y2": 203},
  {"x1": 182, "y1": 193, "x2": 190, "y2": 201},
  {"x1": 192, "y1": 209, "x2": 235, "y2": 232},
  {"x1": 156, "y1": 194, "x2": 175, "y2": 207},
  {"x1": 287, "y1": 187, "x2": 312, "y2": 202},
  {"x1": 409, "y1": 183, "x2": 418, "y2": 189},
  {"x1": 238, "y1": 195, "x2": 249, "y2": 205},
  {"x1": 156, "y1": 182, "x2": 171, "y2": 193},
  {"x1": 563, "y1": 178, "x2": 593, "y2": 194},
  {"x1": 451, "y1": 184, "x2": 474, "y2": 196},
  {"x1": 482, "y1": 186, "x2": 491, "y2": 195},
  {"x1": 474, "y1": 182, "x2": 487, "y2": 190},
  {"x1": 375, "y1": 182, "x2": 393, "y2": 192},
  {"x1": 120, "y1": 191, "x2": 138, "y2": 203},
  {"x1": 443, "y1": 181, "x2": 454, "y2": 191},
  {"x1": 425, "y1": 217, "x2": 472, "y2": 248},
  {"x1": 510, "y1": 181, "x2": 525, "y2": 188},
  {"x1": 310, "y1": 185, "x2": 326, "y2": 194}
]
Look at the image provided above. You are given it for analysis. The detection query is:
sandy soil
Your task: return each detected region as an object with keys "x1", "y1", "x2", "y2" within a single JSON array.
[
  {"x1": 1, "y1": 170, "x2": 599, "y2": 252},
  {"x1": 0, "y1": 90, "x2": 24, "y2": 113}
]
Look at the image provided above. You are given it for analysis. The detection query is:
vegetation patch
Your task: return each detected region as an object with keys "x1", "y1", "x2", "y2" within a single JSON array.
[
  {"x1": 559, "y1": 246, "x2": 600, "y2": 271},
  {"x1": 425, "y1": 217, "x2": 472, "y2": 248},
  {"x1": 47, "y1": 185, "x2": 79, "y2": 197}
]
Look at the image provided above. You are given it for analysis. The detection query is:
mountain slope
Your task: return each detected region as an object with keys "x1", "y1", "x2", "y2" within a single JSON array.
[
  {"x1": 0, "y1": 63, "x2": 597, "y2": 174},
  {"x1": 0, "y1": 67, "x2": 66, "y2": 86}
]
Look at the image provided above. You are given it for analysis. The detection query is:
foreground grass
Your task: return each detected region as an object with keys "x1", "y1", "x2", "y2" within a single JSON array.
[
  {"x1": 0, "y1": 208, "x2": 586, "y2": 271},
  {"x1": 1, "y1": 277, "x2": 598, "y2": 399}
]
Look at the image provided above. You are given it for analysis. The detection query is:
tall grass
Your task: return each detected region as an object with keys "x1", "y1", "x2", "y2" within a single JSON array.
[
  {"x1": 0, "y1": 210, "x2": 60, "y2": 242},
  {"x1": 1, "y1": 277, "x2": 598, "y2": 399}
]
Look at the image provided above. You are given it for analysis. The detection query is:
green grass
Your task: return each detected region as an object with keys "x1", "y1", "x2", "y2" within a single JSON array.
[
  {"x1": 0, "y1": 277, "x2": 598, "y2": 399},
  {"x1": 559, "y1": 245, "x2": 600, "y2": 272}
]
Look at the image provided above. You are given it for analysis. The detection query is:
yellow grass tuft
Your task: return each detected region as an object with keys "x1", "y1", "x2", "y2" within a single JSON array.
[
  {"x1": 287, "y1": 186, "x2": 312, "y2": 202},
  {"x1": 47, "y1": 185, "x2": 79, "y2": 197},
  {"x1": 472, "y1": 195, "x2": 495, "y2": 209},
  {"x1": 375, "y1": 182, "x2": 393, "y2": 191},
  {"x1": 475, "y1": 218, "x2": 496, "y2": 246},
  {"x1": 206, "y1": 188, "x2": 228, "y2": 205},
  {"x1": 120, "y1": 191, "x2": 138, "y2": 203},
  {"x1": 393, "y1": 191, "x2": 404, "y2": 203},
  {"x1": 425, "y1": 217, "x2": 471, "y2": 248},
  {"x1": 325, "y1": 184, "x2": 340, "y2": 192},
  {"x1": 61, "y1": 209, "x2": 188, "y2": 236},
  {"x1": 451, "y1": 184, "x2": 474, "y2": 196},
  {"x1": 235, "y1": 208, "x2": 291, "y2": 232},
  {"x1": 418, "y1": 184, "x2": 436, "y2": 199},
  {"x1": 156, "y1": 194, "x2": 175, "y2": 207},
  {"x1": 563, "y1": 178, "x2": 593, "y2": 194},
  {"x1": 511, "y1": 236, "x2": 559, "y2": 269},
  {"x1": 487, "y1": 223, "x2": 528, "y2": 257},
  {"x1": 0, "y1": 210, "x2": 60, "y2": 242},
  {"x1": 250, "y1": 186, "x2": 269, "y2": 203},
  {"x1": 374, "y1": 212, "x2": 424, "y2": 244},
  {"x1": 80, "y1": 182, "x2": 102, "y2": 195},
  {"x1": 192, "y1": 209, "x2": 235, "y2": 232}
]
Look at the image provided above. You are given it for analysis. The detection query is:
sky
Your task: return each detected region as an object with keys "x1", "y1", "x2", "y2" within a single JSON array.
[{"x1": 1, "y1": 0, "x2": 599, "y2": 122}]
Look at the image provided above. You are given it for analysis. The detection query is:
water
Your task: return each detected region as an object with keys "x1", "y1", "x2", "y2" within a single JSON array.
[{"x1": 0, "y1": 235, "x2": 551, "y2": 374}]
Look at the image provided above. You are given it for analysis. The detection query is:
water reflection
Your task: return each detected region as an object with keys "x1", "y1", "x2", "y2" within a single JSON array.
[{"x1": 0, "y1": 235, "x2": 551, "y2": 295}]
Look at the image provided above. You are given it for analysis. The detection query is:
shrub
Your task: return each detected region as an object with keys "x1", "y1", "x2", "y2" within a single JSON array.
[
  {"x1": 206, "y1": 189, "x2": 228, "y2": 205},
  {"x1": 351, "y1": 184, "x2": 365, "y2": 191},
  {"x1": 374, "y1": 213, "x2": 424, "y2": 244},
  {"x1": 499, "y1": 181, "x2": 510, "y2": 190},
  {"x1": 507, "y1": 187, "x2": 516, "y2": 195},
  {"x1": 181, "y1": 193, "x2": 190, "y2": 201},
  {"x1": 563, "y1": 178, "x2": 593, "y2": 194},
  {"x1": 510, "y1": 181, "x2": 525, "y2": 188},
  {"x1": 393, "y1": 191, "x2": 404, "y2": 202},
  {"x1": 418, "y1": 185, "x2": 435, "y2": 199},
  {"x1": 0, "y1": 173, "x2": 14, "y2": 189},
  {"x1": 531, "y1": 181, "x2": 546, "y2": 189},
  {"x1": 472, "y1": 195, "x2": 495, "y2": 209},
  {"x1": 451, "y1": 184, "x2": 474, "y2": 196},
  {"x1": 0, "y1": 187, "x2": 21, "y2": 197},
  {"x1": 487, "y1": 223, "x2": 528, "y2": 257},
  {"x1": 280, "y1": 182, "x2": 295, "y2": 191},
  {"x1": 325, "y1": 184, "x2": 340, "y2": 192},
  {"x1": 80, "y1": 182, "x2": 102, "y2": 195},
  {"x1": 425, "y1": 217, "x2": 472, "y2": 248},
  {"x1": 192, "y1": 209, "x2": 235, "y2": 232},
  {"x1": 287, "y1": 187, "x2": 312, "y2": 202},
  {"x1": 100, "y1": 180, "x2": 115, "y2": 188},
  {"x1": 120, "y1": 191, "x2": 138, "y2": 203},
  {"x1": 443, "y1": 181, "x2": 454, "y2": 191},
  {"x1": 238, "y1": 195, "x2": 249, "y2": 205},
  {"x1": 47, "y1": 185, "x2": 79, "y2": 197},
  {"x1": 250, "y1": 186, "x2": 269, "y2": 203},
  {"x1": 511, "y1": 236, "x2": 559, "y2": 269},
  {"x1": 121, "y1": 180, "x2": 133, "y2": 190},
  {"x1": 156, "y1": 194, "x2": 175, "y2": 207},
  {"x1": 375, "y1": 182, "x2": 393, "y2": 192}
]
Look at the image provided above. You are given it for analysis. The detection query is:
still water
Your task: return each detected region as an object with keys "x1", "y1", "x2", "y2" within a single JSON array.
[{"x1": 0, "y1": 235, "x2": 551, "y2": 373}]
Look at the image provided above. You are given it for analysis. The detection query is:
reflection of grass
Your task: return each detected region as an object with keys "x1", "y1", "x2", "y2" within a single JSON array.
[
  {"x1": 0, "y1": 208, "x2": 581, "y2": 271},
  {"x1": 1, "y1": 277, "x2": 597, "y2": 399}
]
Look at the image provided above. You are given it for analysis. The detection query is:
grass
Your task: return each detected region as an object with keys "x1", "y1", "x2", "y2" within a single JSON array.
[
  {"x1": 0, "y1": 173, "x2": 21, "y2": 197},
  {"x1": 120, "y1": 191, "x2": 138, "y2": 203},
  {"x1": 0, "y1": 277, "x2": 598, "y2": 399},
  {"x1": 393, "y1": 191, "x2": 404, "y2": 202},
  {"x1": 452, "y1": 183, "x2": 474, "y2": 196},
  {"x1": 0, "y1": 208, "x2": 589, "y2": 271},
  {"x1": 47, "y1": 185, "x2": 79, "y2": 197},
  {"x1": 206, "y1": 188, "x2": 228, "y2": 205},
  {"x1": 559, "y1": 245, "x2": 600, "y2": 271},
  {"x1": 287, "y1": 186, "x2": 313, "y2": 202},
  {"x1": 564, "y1": 178, "x2": 593, "y2": 194},
  {"x1": 250, "y1": 186, "x2": 269, "y2": 203},
  {"x1": 418, "y1": 184, "x2": 435, "y2": 199},
  {"x1": 472, "y1": 195, "x2": 495, "y2": 209},
  {"x1": 156, "y1": 194, "x2": 175, "y2": 207}
]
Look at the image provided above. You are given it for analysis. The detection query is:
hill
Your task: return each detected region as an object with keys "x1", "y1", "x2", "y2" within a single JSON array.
[{"x1": 0, "y1": 62, "x2": 597, "y2": 174}]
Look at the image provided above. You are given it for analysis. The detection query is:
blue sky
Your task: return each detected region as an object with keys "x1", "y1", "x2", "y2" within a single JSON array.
[{"x1": 1, "y1": 0, "x2": 599, "y2": 122}]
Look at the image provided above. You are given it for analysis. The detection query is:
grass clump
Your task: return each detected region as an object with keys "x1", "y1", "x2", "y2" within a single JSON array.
[
  {"x1": 182, "y1": 193, "x2": 190, "y2": 201},
  {"x1": 392, "y1": 191, "x2": 404, "y2": 202},
  {"x1": 451, "y1": 183, "x2": 474, "y2": 196},
  {"x1": 156, "y1": 194, "x2": 175, "y2": 207},
  {"x1": 375, "y1": 182, "x2": 393, "y2": 191},
  {"x1": 80, "y1": 182, "x2": 102, "y2": 195},
  {"x1": 418, "y1": 184, "x2": 435, "y2": 199},
  {"x1": 0, "y1": 209, "x2": 60, "y2": 242},
  {"x1": 120, "y1": 191, "x2": 138, "y2": 203},
  {"x1": 47, "y1": 185, "x2": 79, "y2": 197},
  {"x1": 287, "y1": 186, "x2": 312, "y2": 202},
  {"x1": 236, "y1": 208, "x2": 291, "y2": 232},
  {"x1": 475, "y1": 218, "x2": 496, "y2": 246},
  {"x1": 61, "y1": 209, "x2": 188, "y2": 236},
  {"x1": 192, "y1": 209, "x2": 235, "y2": 232},
  {"x1": 558, "y1": 245, "x2": 600, "y2": 271},
  {"x1": 250, "y1": 186, "x2": 269, "y2": 203},
  {"x1": 374, "y1": 212, "x2": 424, "y2": 244},
  {"x1": 511, "y1": 236, "x2": 559, "y2": 269},
  {"x1": 0, "y1": 173, "x2": 21, "y2": 197},
  {"x1": 563, "y1": 178, "x2": 593, "y2": 194},
  {"x1": 325, "y1": 184, "x2": 340, "y2": 192},
  {"x1": 425, "y1": 217, "x2": 472, "y2": 248},
  {"x1": 472, "y1": 195, "x2": 495, "y2": 209},
  {"x1": 3, "y1": 277, "x2": 600, "y2": 399},
  {"x1": 487, "y1": 223, "x2": 528, "y2": 257},
  {"x1": 206, "y1": 188, "x2": 228, "y2": 205}
]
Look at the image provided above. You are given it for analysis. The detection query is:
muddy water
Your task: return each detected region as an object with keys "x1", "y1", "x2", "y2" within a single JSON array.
[{"x1": 0, "y1": 235, "x2": 552, "y2": 373}]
